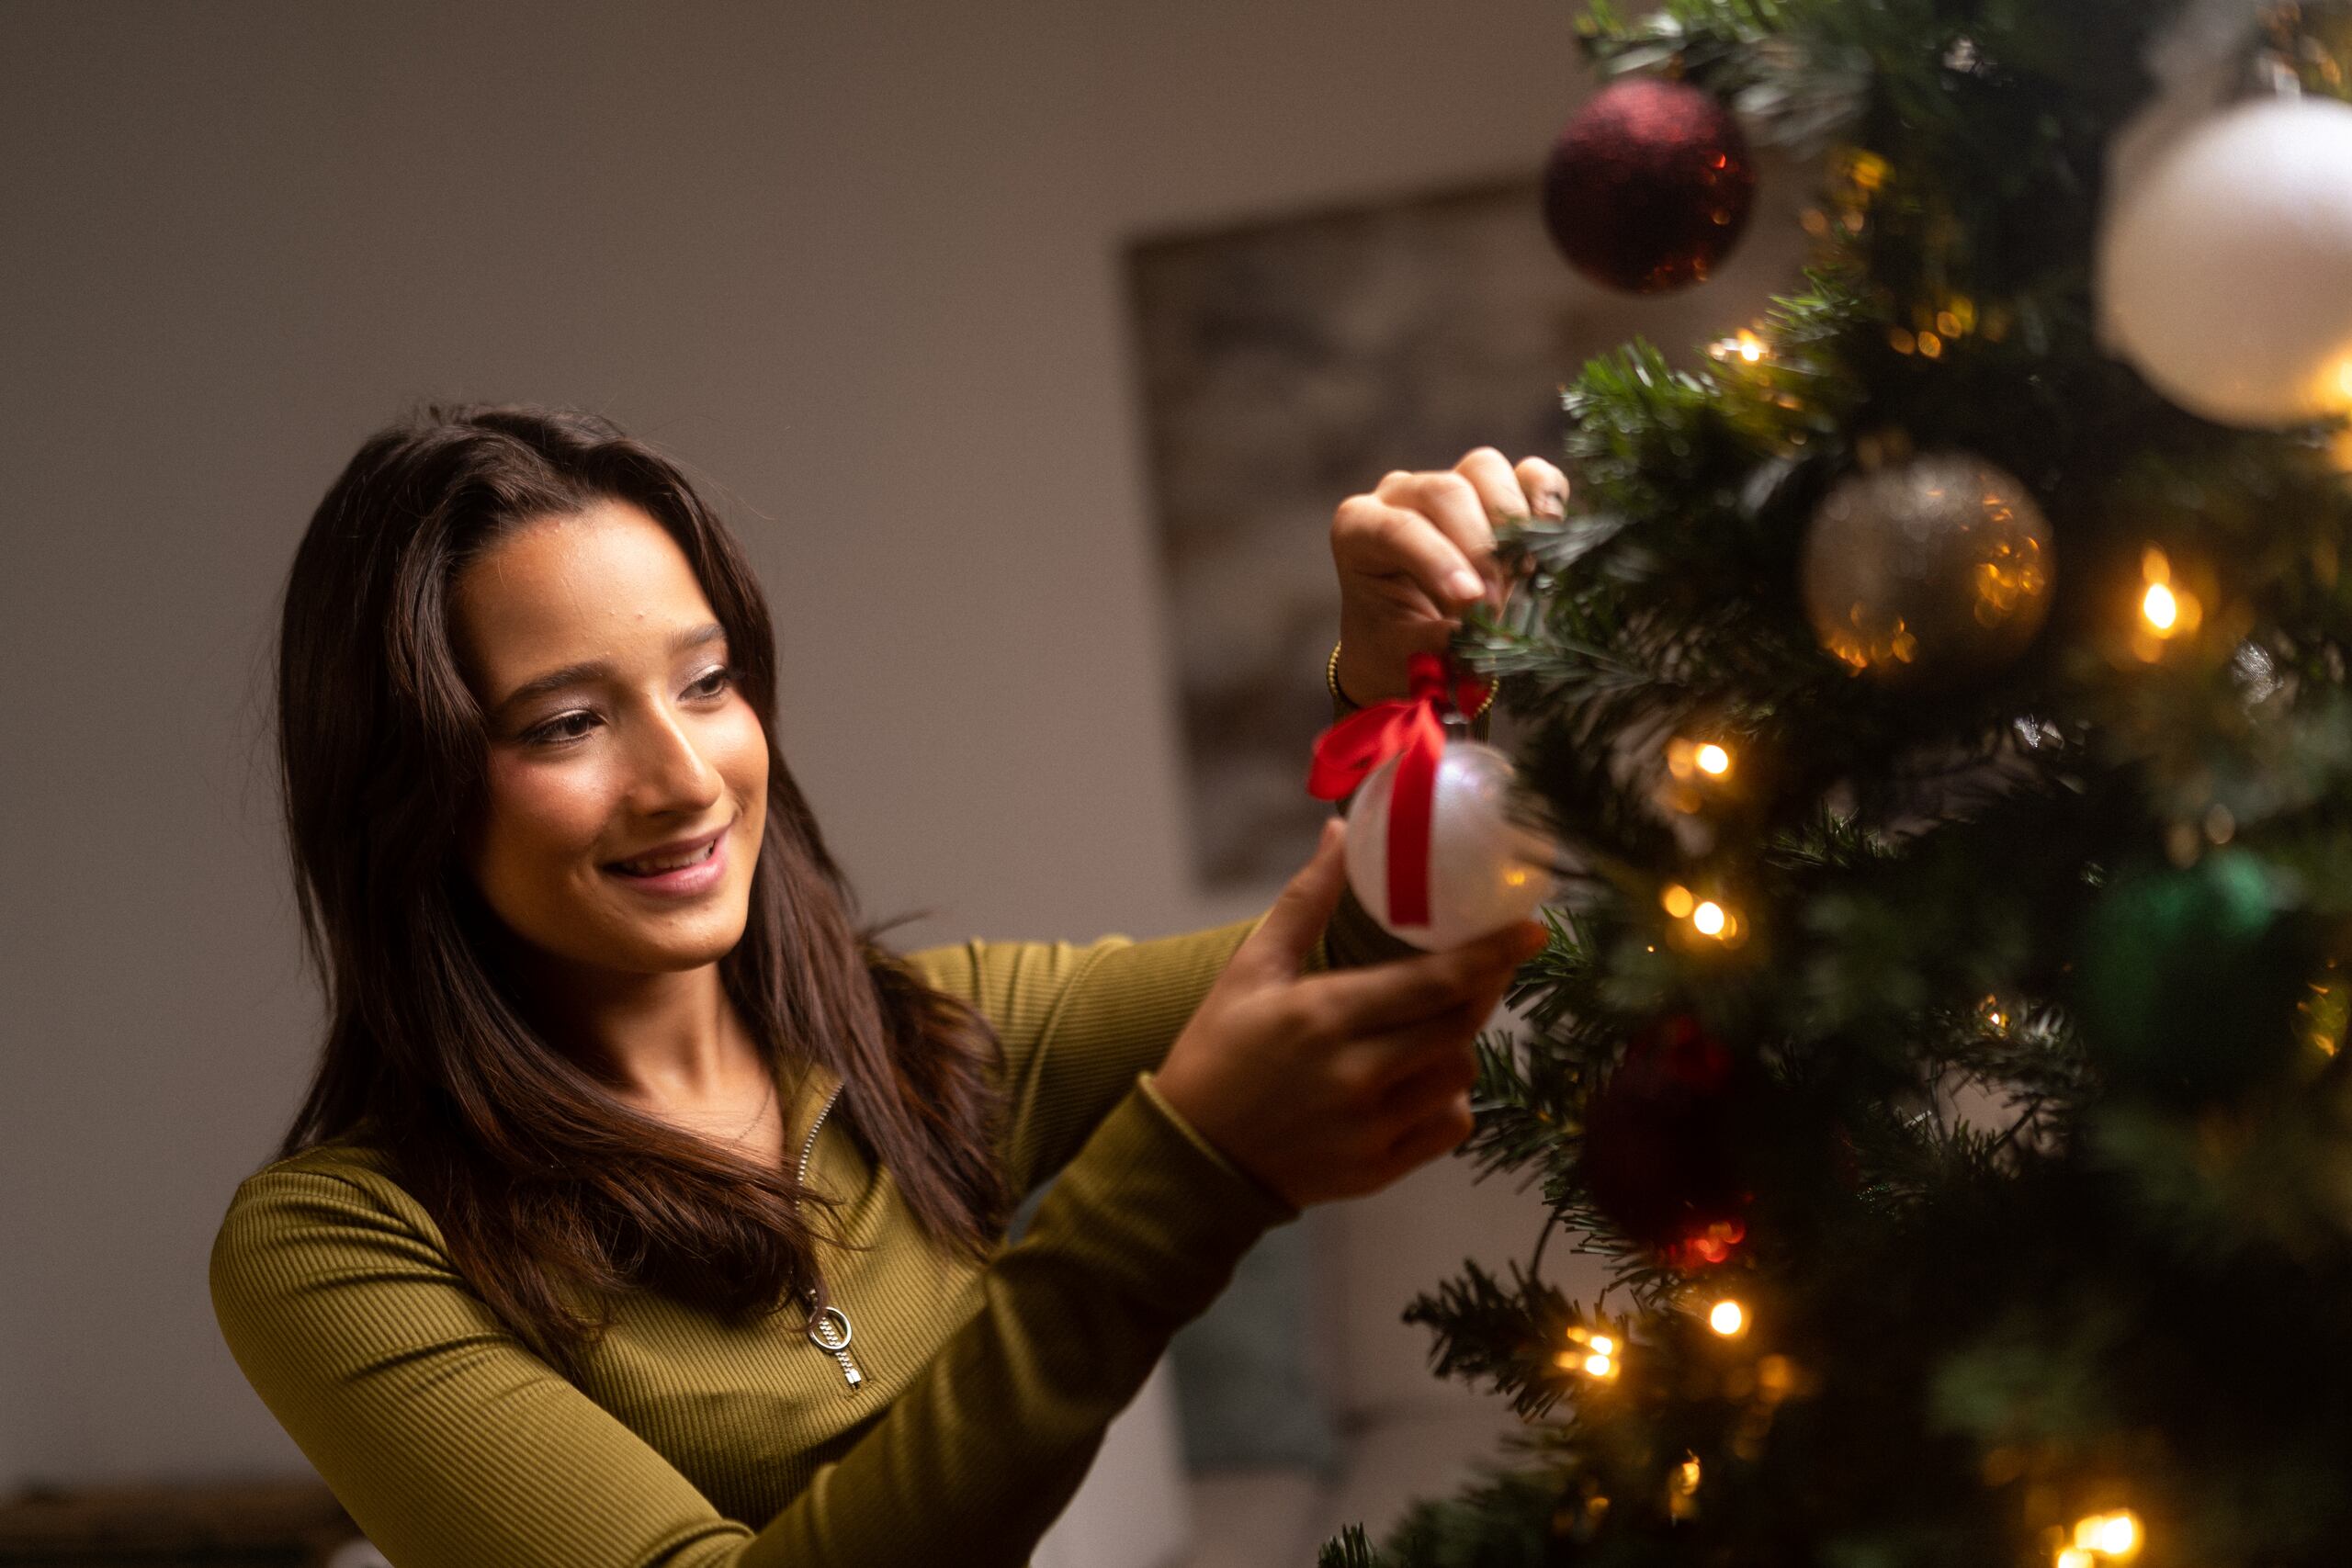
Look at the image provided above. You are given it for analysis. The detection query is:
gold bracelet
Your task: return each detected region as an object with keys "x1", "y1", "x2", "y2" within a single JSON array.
[
  {"x1": 1328, "y1": 639, "x2": 1496, "y2": 720},
  {"x1": 1326, "y1": 639, "x2": 1355, "y2": 707}
]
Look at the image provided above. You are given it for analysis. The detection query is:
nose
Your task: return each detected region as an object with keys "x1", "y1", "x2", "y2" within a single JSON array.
[{"x1": 625, "y1": 700, "x2": 725, "y2": 818}]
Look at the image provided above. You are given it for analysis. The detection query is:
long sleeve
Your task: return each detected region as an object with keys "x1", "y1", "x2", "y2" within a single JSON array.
[
  {"x1": 209, "y1": 1072, "x2": 1292, "y2": 1568},
  {"x1": 206, "y1": 668, "x2": 1479, "y2": 1568},
  {"x1": 733, "y1": 1076, "x2": 1284, "y2": 1567},
  {"x1": 898, "y1": 920, "x2": 1289, "y2": 1200},
  {"x1": 212, "y1": 1163, "x2": 757, "y2": 1568},
  {"x1": 887, "y1": 653, "x2": 1499, "y2": 1200},
  {"x1": 212, "y1": 874, "x2": 1366, "y2": 1566}
]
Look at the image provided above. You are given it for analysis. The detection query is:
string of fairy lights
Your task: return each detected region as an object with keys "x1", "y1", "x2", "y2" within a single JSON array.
[
  {"x1": 1486, "y1": 9, "x2": 2352, "y2": 1558},
  {"x1": 1554, "y1": 1295, "x2": 2149, "y2": 1566},
  {"x1": 1523, "y1": 288, "x2": 2335, "y2": 1568}
]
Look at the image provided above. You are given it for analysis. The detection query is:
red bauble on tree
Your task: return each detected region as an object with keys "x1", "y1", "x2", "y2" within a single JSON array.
[
  {"x1": 1541, "y1": 75, "x2": 1757, "y2": 294},
  {"x1": 1577, "y1": 1015, "x2": 1755, "y2": 1266}
]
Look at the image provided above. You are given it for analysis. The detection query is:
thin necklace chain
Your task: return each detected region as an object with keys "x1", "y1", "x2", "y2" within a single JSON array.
[{"x1": 718, "y1": 1067, "x2": 775, "y2": 1145}]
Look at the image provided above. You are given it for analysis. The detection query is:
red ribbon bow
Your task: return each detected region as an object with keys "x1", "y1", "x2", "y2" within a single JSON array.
[{"x1": 1306, "y1": 650, "x2": 1493, "y2": 928}]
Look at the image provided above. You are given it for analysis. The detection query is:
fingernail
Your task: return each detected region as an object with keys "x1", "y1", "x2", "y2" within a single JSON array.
[{"x1": 1448, "y1": 569, "x2": 1482, "y2": 601}]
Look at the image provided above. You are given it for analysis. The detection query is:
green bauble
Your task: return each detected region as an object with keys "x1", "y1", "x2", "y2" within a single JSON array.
[{"x1": 2075, "y1": 851, "x2": 2312, "y2": 1105}]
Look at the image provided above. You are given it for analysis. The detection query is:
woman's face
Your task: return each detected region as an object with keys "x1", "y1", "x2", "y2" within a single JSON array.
[{"x1": 451, "y1": 498, "x2": 769, "y2": 980}]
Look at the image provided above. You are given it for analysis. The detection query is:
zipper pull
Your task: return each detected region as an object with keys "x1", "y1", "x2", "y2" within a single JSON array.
[{"x1": 808, "y1": 1303, "x2": 864, "y2": 1390}]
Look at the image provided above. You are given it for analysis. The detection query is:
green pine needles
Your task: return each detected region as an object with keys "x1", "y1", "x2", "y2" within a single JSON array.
[{"x1": 1329, "y1": 2, "x2": 2352, "y2": 1564}]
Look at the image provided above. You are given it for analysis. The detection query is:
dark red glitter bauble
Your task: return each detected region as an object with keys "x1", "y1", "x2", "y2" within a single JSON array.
[
  {"x1": 1577, "y1": 1015, "x2": 1754, "y2": 1267},
  {"x1": 1541, "y1": 76, "x2": 1758, "y2": 294}
]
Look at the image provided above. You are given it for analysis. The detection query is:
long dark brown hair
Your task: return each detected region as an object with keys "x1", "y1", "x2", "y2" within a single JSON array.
[{"x1": 269, "y1": 401, "x2": 1008, "y2": 1378}]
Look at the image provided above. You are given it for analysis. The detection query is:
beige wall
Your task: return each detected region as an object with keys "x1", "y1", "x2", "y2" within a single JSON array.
[{"x1": 0, "y1": 0, "x2": 1594, "y2": 1488}]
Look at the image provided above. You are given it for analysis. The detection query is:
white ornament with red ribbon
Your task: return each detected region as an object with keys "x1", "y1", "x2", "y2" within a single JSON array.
[
  {"x1": 1307, "y1": 650, "x2": 1563, "y2": 951},
  {"x1": 1343, "y1": 738, "x2": 1563, "y2": 950}
]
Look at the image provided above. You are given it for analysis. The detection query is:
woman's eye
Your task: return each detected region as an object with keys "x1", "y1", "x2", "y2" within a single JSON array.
[
  {"x1": 525, "y1": 711, "x2": 599, "y2": 746},
  {"x1": 688, "y1": 665, "x2": 737, "y2": 699}
]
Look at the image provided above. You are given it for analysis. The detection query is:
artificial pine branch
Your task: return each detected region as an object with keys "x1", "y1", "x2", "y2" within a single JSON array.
[{"x1": 1323, "y1": 2, "x2": 2352, "y2": 1563}]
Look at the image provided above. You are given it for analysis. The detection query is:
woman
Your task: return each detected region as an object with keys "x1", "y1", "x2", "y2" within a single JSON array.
[{"x1": 209, "y1": 403, "x2": 1566, "y2": 1568}]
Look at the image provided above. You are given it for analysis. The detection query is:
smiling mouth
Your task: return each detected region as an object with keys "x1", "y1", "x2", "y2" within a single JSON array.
[{"x1": 606, "y1": 830, "x2": 725, "y2": 876}]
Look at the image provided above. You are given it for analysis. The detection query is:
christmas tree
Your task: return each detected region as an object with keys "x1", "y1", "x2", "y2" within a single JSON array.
[{"x1": 1320, "y1": 2, "x2": 2352, "y2": 1564}]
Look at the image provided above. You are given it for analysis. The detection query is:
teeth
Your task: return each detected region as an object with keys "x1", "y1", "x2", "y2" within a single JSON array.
[{"x1": 616, "y1": 839, "x2": 717, "y2": 874}]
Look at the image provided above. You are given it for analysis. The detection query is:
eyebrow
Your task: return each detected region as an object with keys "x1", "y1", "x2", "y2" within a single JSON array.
[{"x1": 490, "y1": 623, "x2": 729, "y2": 722}]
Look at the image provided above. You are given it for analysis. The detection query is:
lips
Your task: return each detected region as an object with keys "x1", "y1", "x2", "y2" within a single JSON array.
[{"x1": 605, "y1": 826, "x2": 727, "y2": 875}]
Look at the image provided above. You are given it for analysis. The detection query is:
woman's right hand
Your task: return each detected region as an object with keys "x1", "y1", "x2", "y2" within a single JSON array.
[{"x1": 1152, "y1": 817, "x2": 1546, "y2": 1209}]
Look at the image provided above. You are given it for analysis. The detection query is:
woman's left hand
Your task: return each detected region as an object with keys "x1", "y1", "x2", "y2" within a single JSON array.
[{"x1": 1330, "y1": 447, "x2": 1568, "y2": 707}]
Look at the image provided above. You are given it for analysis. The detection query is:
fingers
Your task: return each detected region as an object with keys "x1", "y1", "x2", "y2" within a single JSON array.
[
  {"x1": 1341, "y1": 453, "x2": 1568, "y2": 620},
  {"x1": 1377, "y1": 1088, "x2": 1479, "y2": 1179},
  {"x1": 1513, "y1": 456, "x2": 1570, "y2": 519},
  {"x1": 1369, "y1": 1017, "x2": 1483, "y2": 1113},
  {"x1": 1374, "y1": 470, "x2": 1496, "y2": 610},
  {"x1": 1452, "y1": 446, "x2": 1531, "y2": 527},
  {"x1": 1509, "y1": 457, "x2": 1569, "y2": 584},
  {"x1": 1306, "y1": 918, "x2": 1544, "y2": 1036},
  {"x1": 1333, "y1": 492, "x2": 1486, "y2": 619},
  {"x1": 1463, "y1": 451, "x2": 1569, "y2": 593},
  {"x1": 1230, "y1": 817, "x2": 1351, "y2": 980}
]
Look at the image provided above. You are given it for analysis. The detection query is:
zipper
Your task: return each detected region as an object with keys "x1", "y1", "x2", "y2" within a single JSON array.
[{"x1": 796, "y1": 1084, "x2": 863, "y2": 1392}]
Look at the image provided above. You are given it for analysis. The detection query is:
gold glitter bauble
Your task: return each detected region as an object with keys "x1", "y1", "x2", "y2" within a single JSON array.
[{"x1": 1800, "y1": 452, "x2": 2053, "y2": 686}]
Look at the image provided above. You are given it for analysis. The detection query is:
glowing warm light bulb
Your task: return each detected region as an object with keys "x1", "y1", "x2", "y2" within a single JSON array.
[
  {"x1": 2071, "y1": 1510, "x2": 2142, "y2": 1560},
  {"x1": 1662, "y1": 884, "x2": 1696, "y2": 919},
  {"x1": 2133, "y1": 548, "x2": 2199, "y2": 654},
  {"x1": 1666, "y1": 737, "x2": 1737, "y2": 790},
  {"x1": 2098, "y1": 1513, "x2": 2142, "y2": 1557},
  {"x1": 1693, "y1": 901, "x2": 1727, "y2": 937},
  {"x1": 1709, "y1": 331, "x2": 1771, "y2": 366},
  {"x1": 1707, "y1": 1299, "x2": 1747, "y2": 1337},
  {"x1": 1563, "y1": 1322, "x2": 1621, "y2": 1378},
  {"x1": 2056, "y1": 1550, "x2": 2094, "y2": 1568}
]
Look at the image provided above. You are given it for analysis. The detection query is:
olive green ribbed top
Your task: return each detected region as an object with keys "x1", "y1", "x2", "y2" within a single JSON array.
[{"x1": 209, "y1": 880, "x2": 1425, "y2": 1568}]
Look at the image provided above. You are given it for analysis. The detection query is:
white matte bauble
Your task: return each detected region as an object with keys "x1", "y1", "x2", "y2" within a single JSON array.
[
  {"x1": 1344, "y1": 739, "x2": 1561, "y2": 951},
  {"x1": 2098, "y1": 95, "x2": 2352, "y2": 427}
]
